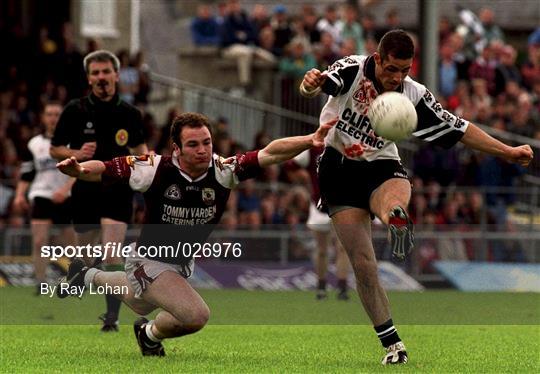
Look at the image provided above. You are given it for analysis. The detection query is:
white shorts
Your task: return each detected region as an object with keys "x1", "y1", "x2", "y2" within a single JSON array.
[
  {"x1": 306, "y1": 202, "x2": 332, "y2": 232},
  {"x1": 125, "y1": 243, "x2": 194, "y2": 298}
]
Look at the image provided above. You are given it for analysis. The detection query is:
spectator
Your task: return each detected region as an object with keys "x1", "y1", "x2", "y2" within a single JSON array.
[
  {"x1": 478, "y1": 7, "x2": 504, "y2": 43},
  {"x1": 279, "y1": 39, "x2": 316, "y2": 80},
  {"x1": 361, "y1": 13, "x2": 377, "y2": 42},
  {"x1": 375, "y1": 8, "x2": 401, "y2": 41},
  {"x1": 318, "y1": 32, "x2": 340, "y2": 69},
  {"x1": 258, "y1": 26, "x2": 279, "y2": 57},
  {"x1": 237, "y1": 179, "x2": 262, "y2": 227},
  {"x1": 215, "y1": 1, "x2": 229, "y2": 26},
  {"x1": 117, "y1": 49, "x2": 139, "y2": 105},
  {"x1": 300, "y1": 6, "x2": 321, "y2": 46},
  {"x1": 521, "y1": 28, "x2": 540, "y2": 91},
  {"x1": 439, "y1": 16, "x2": 454, "y2": 45},
  {"x1": 494, "y1": 45, "x2": 521, "y2": 96},
  {"x1": 439, "y1": 42, "x2": 458, "y2": 98},
  {"x1": 191, "y1": 4, "x2": 220, "y2": 47},
  {"x1": 270, "y1": 5, "x2": 293, "y2": 57},
  {"x1": 220, "y1": 0, "x2": 276, "y2": 89},
  {"x1": 57, "y1": 22, "x2": 85, "y2": 98},
  {"x1": 339, "y1": 38, "x2": 357, "y2": 57},
  {"x1": 507, "y1": 93, "x2": 537, "y2": 138},
  {"x1": 468, "y1": 44, "x2": 497, "y2": 96},
  {"x1": 132, "y1": 51, "x2": 151, "y2": 105},
  {"x1": 316, "y1": 4, "x2": 341, "y2": 48},
  {"x1": 250, "y1": 4, "x2": 270, "y2": 35},
  {"x1": 471, "y1": 78, "x2": 492, "y2": 115},
  {"x1": 337, "y1": 4, "x2": 364, "y2": 55}
]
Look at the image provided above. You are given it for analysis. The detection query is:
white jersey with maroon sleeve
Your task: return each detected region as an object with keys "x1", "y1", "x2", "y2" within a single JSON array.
[{"x1": 320, "y1": 54, "x2": 469, "y2": 161}]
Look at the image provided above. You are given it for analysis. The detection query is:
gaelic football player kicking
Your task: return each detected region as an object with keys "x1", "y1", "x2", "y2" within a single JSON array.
[
  {"x1": 56, "y1": 112, "x2": 335, "y2": 356},
  {"x1": 300, "y1": 29, "x2": 533, "y2": 364}
]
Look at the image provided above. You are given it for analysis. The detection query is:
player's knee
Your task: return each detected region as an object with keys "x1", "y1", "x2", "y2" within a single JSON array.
[{"x1": 179, "y1": 304, "x2": 210, "y2": 333}]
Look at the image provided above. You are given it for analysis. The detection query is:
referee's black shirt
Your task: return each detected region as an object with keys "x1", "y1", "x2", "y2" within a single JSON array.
[{"x1": 52, "y1": 93, "x2": 145, "y2": 161}]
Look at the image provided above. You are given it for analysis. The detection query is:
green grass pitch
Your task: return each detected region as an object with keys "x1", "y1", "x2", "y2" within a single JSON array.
[{"x1": 1, "y1": 288, "x2": 539, "y2": 373}]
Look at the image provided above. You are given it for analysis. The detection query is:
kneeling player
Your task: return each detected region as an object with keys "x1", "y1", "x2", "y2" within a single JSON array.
[{"x1": 56, "y1": 112, "x2": 335, "y2": 356}]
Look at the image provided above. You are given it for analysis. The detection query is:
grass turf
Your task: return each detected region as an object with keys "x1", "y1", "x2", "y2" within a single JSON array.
[{"x1": 1, "y1": 288, "x2": 539, "y2": 372}]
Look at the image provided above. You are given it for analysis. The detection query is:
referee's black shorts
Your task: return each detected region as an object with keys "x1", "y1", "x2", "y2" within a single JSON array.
[
  {"x1": 318, "y1": 147, "x2": 410, "y2": 215},
  {"x1": 71, "y1": 180, "x2": 133, "y2": 233},
  {"x1": 31, "y1": 197, "x2": 72, "y2": 225}
]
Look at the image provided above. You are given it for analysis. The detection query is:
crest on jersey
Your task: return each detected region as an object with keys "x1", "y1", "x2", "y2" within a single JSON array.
[
  {"x1": 84, "y1": 121, "x2": 95, "y2": 134},
  {"x1": 202, "y1": 188, "x2": 215, "y2": 206},
  {"x1": 115, "y1": 129, "x2": 129, "y2": 146},
  {"x1": 164, "y1": 184, "x2": 181, "y2": 200},
  {"x1": 125, "y1": 154, "x2": 154, "y2": 169},
  {"x1": 353, "y1": 78, "x2": 379, "y2": 115}
]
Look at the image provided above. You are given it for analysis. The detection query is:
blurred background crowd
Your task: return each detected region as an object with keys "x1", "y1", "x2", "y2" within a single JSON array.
[{"x1": 0, "y1": 0, "x2": 538, "y2": 270}]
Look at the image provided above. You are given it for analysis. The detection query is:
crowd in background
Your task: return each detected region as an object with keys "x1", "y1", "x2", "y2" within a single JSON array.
[{"x1": 1, "y1": 1, "x2": 539, "y2": 267}]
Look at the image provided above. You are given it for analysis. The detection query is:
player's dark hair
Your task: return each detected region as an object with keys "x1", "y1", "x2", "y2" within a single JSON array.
[
  {"x1": 83, "y1": 50, "x2": 121, "y2": 73},
  {"x1": 170, "y1": 112, "x2": 213, "y2": 147},
  {"x1": 378, "y1": 29, "x2": 414, "y2": 61}
]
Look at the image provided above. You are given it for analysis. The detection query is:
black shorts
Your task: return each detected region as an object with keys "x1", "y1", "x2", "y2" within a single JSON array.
[
  {"x1": 71, "y1": 180, "x2": 133, "y2": 233},
  {"x1": 318, "y1": 147, "x2": 409, "y2": 214},
  {"x1": 31, "y1": 197, "x2": 72, "y2": 225}
]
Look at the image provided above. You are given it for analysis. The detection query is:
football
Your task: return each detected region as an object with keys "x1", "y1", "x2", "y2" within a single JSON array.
[{"x1": 367, "y1": 92, "x2": 418, "y2": 141}]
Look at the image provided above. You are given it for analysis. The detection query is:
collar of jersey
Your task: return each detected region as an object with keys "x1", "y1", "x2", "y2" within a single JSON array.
[
  {"x1": 363, "y1": 54, "x2": 404, "y2": 94},
  {"x1": 171, "y1": 151, "x2": 212, "y2": 183}
]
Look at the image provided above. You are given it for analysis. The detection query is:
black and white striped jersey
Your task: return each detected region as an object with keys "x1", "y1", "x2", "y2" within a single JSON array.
[
  {"x1": 20, "y1": 134, "x2": 71, "y2": 200},
  {"x1": 319, "y1": 54, "x2": 469, "y2": 161}
]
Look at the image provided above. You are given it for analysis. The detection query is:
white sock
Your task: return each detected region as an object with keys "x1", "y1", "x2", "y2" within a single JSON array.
[
  {"x1": 145, "y1": 320, "x2": 162, "y2": 342},
  {"x1": 84, "y1": 268, "x2": 100, "y2": 288}
]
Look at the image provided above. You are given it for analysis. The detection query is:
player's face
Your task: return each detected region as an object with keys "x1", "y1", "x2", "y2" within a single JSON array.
[
  {"x1": 374, "y1": 53, "x2": 412, "y2": 92},
  {"x1": 42, "y1": 104, "x2": 62, "y2": 135},
  {"x1": 87, "y1": 61, "x2": 119, "y2": 100},
  {"x1": 176, "y1": 126, "x2": 213, "y2": 175}
]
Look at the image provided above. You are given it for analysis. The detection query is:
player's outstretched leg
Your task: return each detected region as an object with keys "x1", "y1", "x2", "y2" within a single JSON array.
[
  {"x1": 56, "y1": 259, "x2": 88, "y2": 298},
  {"x1": 388, "y1": 206, "x2": 414, "y2": 261},
  {"x1": 134, "y1": 317, "x2": 165, "y2": 356},
  {"x1": 381, "y1": 341, "x2": 408, "y2": 365}
]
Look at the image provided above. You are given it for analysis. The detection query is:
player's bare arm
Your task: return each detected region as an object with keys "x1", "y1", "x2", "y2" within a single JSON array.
[
  {"x1": 299, "y1": 68, "x2": 327, "y2": 97},
  {"x1": 460, "y1": 123, "x2": 534, "y2": 167},
  {"x1": 56, "y1": 157, "x2": 104, "y2": 182},
  {"x1": 50, "y1": 142, "x2": 97, "y2": 162},
  {"x1": 51, "y1": 177, "x2": 76, "y2": 204},
  {"x1": 257, "y1": 118, "x2": 337, "y2": 167},
  {"x1": 12, "y1": 180, "x2": 30, "y2": 212}
]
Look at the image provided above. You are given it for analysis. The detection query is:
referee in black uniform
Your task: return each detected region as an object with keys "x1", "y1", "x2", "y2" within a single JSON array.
[{"x1": 50, "y1": 50, "x2": 148, "y2": 331}]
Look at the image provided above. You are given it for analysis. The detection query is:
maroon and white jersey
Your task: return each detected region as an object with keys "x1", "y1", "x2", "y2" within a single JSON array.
[
  {"x1": 103, "y1": 151, "x2": 261, "y2": 225},
  {"x1": 102, "y1": 151, "x2": 261, "y2": 264},
  {"x1": 320, "y1": 54, "x2": 469, "y2": 161}
]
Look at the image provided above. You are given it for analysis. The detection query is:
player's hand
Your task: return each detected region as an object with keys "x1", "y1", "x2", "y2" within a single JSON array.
[
  {"x1": 76, "y1": 142, "x2": 97, "y2": 161},
  {"x1": 57, "y1": 157, "x2": 89, "y2": 178},
  {"x1": 504, "y1": 144, "x2": 534, "y2": 166},
  {"x1": 12, "y1": 195, "x2": 29, "y2": 213},
  {"x1": 302, "y1": 68, "x2": 327, "y2": 91},
  {"x1": 312, "y1": 118, "x2": 338, "y2": 148}
]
